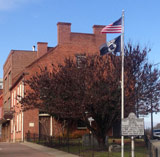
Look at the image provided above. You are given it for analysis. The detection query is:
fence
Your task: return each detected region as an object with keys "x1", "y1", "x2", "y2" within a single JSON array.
[
  {"x1": 144, "y1": 134, "x2": 160, "y2": 157},
  {"x1": 26, "y1": 132, "x2": 148, "y2": 157}
]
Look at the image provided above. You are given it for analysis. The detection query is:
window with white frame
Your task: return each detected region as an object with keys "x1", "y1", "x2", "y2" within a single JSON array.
[
  {"x1": 17, "y1": 86, "x2": 19, "y2": 103},
  {"x1": 11, "y1": 92, "x2": 14, "y2": 107},
  {"x1": 19, "y1": 84, "x2": 22, "y2": 101},
  {"x1": 19, "y1": 113, "x2": 21, "y2": 131},
  {"x1": 22, "y1": 82, "x2": 24, "y2": 98},
  {"x1": 16, "y1": 114, "x2": 19, "y2": 132},
  {"x1": 8, "y1": 71, "x2": 12, "y2": 89},
  {"x1": 14, "y1": 90, "x2": 16, "y2": 106}
]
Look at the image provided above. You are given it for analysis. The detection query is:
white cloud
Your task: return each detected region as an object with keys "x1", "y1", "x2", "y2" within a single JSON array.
[{"x1": 0, "y1": 0, "x2": 37, "y2": 11}]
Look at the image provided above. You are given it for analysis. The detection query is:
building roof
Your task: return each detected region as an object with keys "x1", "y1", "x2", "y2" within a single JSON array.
[{"x1": 10, "y1": 46, "x2": 56, "y2": 90}]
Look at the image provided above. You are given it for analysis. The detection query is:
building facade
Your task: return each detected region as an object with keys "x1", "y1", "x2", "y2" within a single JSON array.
[
  {"x1": 0, "y1": 78, "x2": 3, "y2": 90},
  {"x1": 1, "y1": 50, "x2": 37, "y2": 141},
  {"x1": 2, "y1": 22, "x2": 110, "y2": 142},
  {"x1": 0, "y1": 79, "x2": 3, "y2": 139}
]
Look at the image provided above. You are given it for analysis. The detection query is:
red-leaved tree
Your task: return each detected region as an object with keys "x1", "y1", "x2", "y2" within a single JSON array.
[{"x1": 20, "y1": 44, "x2": 160, "y2": 146}]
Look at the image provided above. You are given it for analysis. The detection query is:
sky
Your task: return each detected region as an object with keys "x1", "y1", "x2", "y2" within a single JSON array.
[{"x1": 0, "y1": 0, "x2": 160, "y2": 127}]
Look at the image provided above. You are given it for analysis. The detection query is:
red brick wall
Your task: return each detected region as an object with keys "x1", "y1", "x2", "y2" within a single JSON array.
[
  {"x1": 23, "y1": 109, "x2": 39, "y2": 136},
  {"x1": 3, "y1": 50, "x2": 37, "y2": 108},
  {"x1": 57, "y1": 22, "x2": 71, "y2": 44},
  {"x1": 8, "y1": 22, "x2": 107, "y2": 139},
  {"x1": 9, "y1": 78, "x2": 39, "y2": 141},
  {"x1": 0, "y1": 94, "x2": 2, "y2": 107},
  {"x1": 0, "y1": 94, "x2": 3, "y2": 119},
  {"x1": 37, "y1": 42, "x2": 48, "y2": 58},
  {"x1": 3, "y1": 52, "x2": 12, "y2": 105},
  {"x1": 12, "y1": 51, "x2": 37, "y2": 79},
  {"x1": 24, "y1": 23, "x2": 106, "y2": 77},
  {"x1": 57, "y1": 22, "x2": 106, "y2": 46}
]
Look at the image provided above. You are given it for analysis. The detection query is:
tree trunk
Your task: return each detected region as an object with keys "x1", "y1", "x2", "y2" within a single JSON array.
[
  {"x1": 67, "y1": 121, "x2": 70, "y2": 152},
  {"x1": 95, "y1": 134, "x2": 108, "y2": 150}
]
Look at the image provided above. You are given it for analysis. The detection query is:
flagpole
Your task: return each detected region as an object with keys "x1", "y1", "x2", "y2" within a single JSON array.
[{"x1": 121, "y1": 10, "x2": 125, "y2": 157}]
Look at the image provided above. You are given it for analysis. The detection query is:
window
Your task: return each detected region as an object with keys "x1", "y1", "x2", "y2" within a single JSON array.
[
  {"x1": 11, "y1": 92, "x2": 14, "y2": 107},
  {"x1": 76, "y1": 54, "x2": 86, "y2": 68},
  {"x1": 14, "y1": 90, "x2": 16, "y2": 106},
  {"x1": 19, "y1": 113, "x2": 21, "y2": 131},
  {"x1": 4, "y1": 77, "x2": 7, "y2": 93},
  {"x1": 19, "y1": 84, "x2": 22, "y2": 100},
  {"x1": 22, "y1": 82, "x2": 24, "y2": 98},
  {"x1": 16, "y1": 114, "x2": 19, "y2": 132},
  {"x1": 8, "y1": 98, "x2": 11, "y2": 109},
  {"x1": 0, "y1": 108, "x2": 1, "y2": 119},
  {"x1": 17, "y1": 86, "x2": 19, "y2": 103},
  {"x1": 77, "y1": 120, "x2": 87, "y2": 129},
  {"x1": 8, "y1": 71, "x2": 11, "y2": 89}
]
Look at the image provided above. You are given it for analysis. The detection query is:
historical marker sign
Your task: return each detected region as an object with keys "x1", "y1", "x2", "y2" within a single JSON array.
[{"x1": 121, "y1": 112, "x2": 144, "y2": 136}]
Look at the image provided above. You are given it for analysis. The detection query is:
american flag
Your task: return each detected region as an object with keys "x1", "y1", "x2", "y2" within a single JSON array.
[{"x1": 101, "y1": 17, "x2": 122, "y2": 33}]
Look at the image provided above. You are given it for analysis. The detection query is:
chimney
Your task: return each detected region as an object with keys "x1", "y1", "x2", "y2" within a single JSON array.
[
  {"x1": 93, "y1": 25, "x2": 106, "y2": 45},
  {"x1": 37, "y1": 42, "x2": 48, "y2": 58},
  {"x1": 57, "y1": 22, "x2": 71, "y2": 45},
  {"x1": 32, "y1": 45, "x2": 35, "y2": 51}
]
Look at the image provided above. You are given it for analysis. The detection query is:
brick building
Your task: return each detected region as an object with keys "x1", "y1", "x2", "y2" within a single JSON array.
[
  {"x1": 2, "y1": 22, "x2": 109, "y2": 142},
  {"x1": 0, "y1": 78, "x2": 3, "y2": 91},
  {"x1": 0, "y1": 85, "x2": 3, "y2": 139},
  {"x1": 1, "y1": 50, "x2": 37, "y2": 141}
]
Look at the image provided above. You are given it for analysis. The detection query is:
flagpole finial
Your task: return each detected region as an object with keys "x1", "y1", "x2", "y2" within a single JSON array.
[{"x1": 122, "y1": 10, "x2": 125, "y2": 16}]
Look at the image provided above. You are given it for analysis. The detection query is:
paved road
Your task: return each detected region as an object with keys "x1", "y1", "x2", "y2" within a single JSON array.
[{"x1": 0, "y1": 142, "x2": 78, "y2": 157}]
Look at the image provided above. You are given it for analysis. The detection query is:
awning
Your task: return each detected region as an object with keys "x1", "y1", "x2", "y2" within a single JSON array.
[
  {"x1": 3, "y1": 112, "x2": 13, "y2": 120},
  {"x1": 0, "y1": 118, "x2": 9, "y2": 124},
  {"x1": 0, "y1": 112, "x2": 13, "y2": 124}
]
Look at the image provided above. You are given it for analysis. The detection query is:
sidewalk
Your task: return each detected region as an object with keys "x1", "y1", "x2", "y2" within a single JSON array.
[
  {"x1": 150, "y1": 140, "x2": 160, "y2": 157},
  {"x1": 21, "y1": 141, "x2": 79, "y2": 157}
]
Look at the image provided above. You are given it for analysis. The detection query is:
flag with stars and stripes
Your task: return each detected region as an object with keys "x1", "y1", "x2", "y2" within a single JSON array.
[{"x1": 101, "y1": 17, "x2": 122, "y2": 33}]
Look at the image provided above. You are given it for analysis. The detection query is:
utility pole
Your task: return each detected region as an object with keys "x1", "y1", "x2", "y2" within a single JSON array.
[{"x1": 149, "y1": 62, "x2": 160, "y2": 139}]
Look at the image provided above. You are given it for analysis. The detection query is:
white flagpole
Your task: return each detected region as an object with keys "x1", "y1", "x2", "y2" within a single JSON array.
[{"x1": 121, "y1": 10, "x2": 125, "y2": 157}]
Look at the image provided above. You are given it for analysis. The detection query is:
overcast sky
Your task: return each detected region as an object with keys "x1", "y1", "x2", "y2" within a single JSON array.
[{"x1": 0, "y1": 0, "x2": 160, "y2": 127}]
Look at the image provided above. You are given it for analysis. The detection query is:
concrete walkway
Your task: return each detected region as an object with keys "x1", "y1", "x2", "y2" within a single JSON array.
[{"x1": 22, "y1": 141, "x2": 79, "y2": 157}]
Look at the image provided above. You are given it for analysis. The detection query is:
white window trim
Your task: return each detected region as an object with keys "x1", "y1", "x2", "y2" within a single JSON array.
[
  {"x1": 19, "y1": 113, "x2": 21, "y2": 131},
  {"x1": 17, "y1": 86, "x2": 19, "y2": 103},
  {"x1": 20, "y1": 84, "x2": 22, "y2": 101},
  {"x1": 11, "y1": 92, "x2": 14, "y2": 107},
  {"x1": 14, "y1": 90, "x2": 16, "y2": 106},
  {"x1": 22, "y1": 82, "x2": 24, "y2": 98},
  {"x1": 16, "y1": 115, "x2": 19, "y2": 132}
]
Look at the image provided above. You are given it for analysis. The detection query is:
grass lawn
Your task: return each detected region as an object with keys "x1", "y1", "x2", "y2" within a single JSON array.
[
  {"x1": 58, "y1": 138, "x2": 148, "y2": 157},
  {"x1": 31, "y1": 137, "x2": 148, "y2": 157}
]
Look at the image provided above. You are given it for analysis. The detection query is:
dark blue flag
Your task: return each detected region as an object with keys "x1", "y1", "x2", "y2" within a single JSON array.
[{"x1": 100, "y1": 35, "x2": 121, "y2": 56}]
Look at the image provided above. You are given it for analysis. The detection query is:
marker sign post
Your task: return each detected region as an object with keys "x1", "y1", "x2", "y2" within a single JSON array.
[{"x1": 121, "y1": 113, "x2": 144, "y2": 157}]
